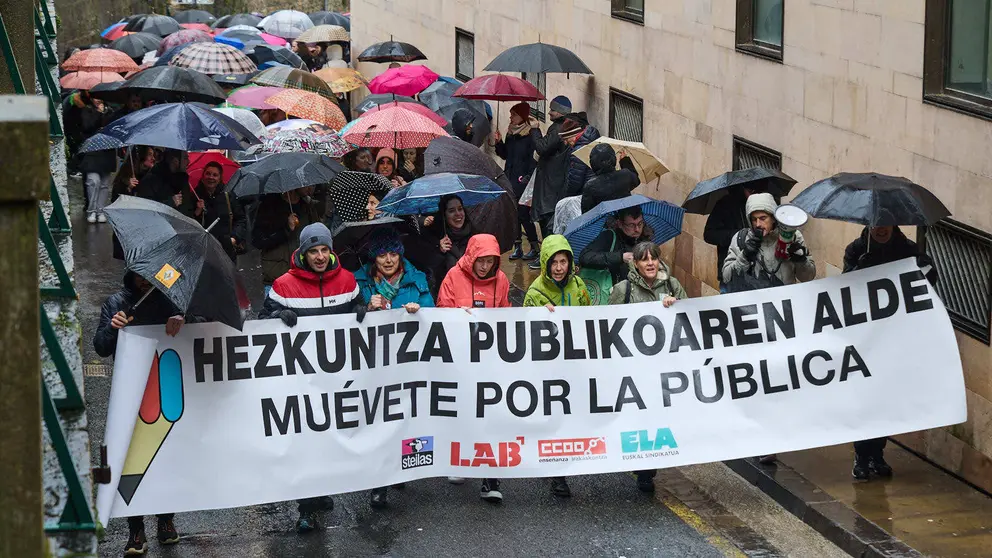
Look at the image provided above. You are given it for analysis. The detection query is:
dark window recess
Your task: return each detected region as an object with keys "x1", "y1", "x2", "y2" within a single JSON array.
[
  {"x1": 736, "y1": 0, "x2": 784, "y2": 62},
  {"x1": 732, "y1": 136, "x2": 782, "y2": 171},
  {"x1": 925, "y1": 219, "x2": 992, "y2": 344},
  {"x1": 522, "y1": 72, "x2": 546, "y2": 121},
  {"x1": 609, "y1": 88, "x2": 644, "y2": 142},
  {"x1": 455, "y1": 28, "x2": 474, "y2": 82},
  {"x1": 924, "y1": 0, "x2": 992, "y2": 121},
  {"x1": 611, "y1": 0, "x2": 645, "y2": 25}
]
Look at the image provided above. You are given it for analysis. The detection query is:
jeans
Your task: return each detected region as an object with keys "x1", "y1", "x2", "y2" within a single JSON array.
[
  {"x1": 719, "y1": 284, "x2": 728, "y2": 294},
  {"x1": 264, "y1": 285, "x2": 272, "y2": 299},
  {"x1": 84, "y1": 172, "x2": 111, "y2": 215}
]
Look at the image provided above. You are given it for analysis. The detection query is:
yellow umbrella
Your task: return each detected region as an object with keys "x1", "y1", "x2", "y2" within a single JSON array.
[
  {"x1": 573, "y1": 137, "x2": 669, "y2": 184},
  {"x1": 296, "y1": 25, "x2": 350, "y2": 43},
  {"x1": 314, "y1": 67, "x2": 367, "y2": 93}
]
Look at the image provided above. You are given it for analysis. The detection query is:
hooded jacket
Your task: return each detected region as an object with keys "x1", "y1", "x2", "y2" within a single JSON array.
[
  {"x1": 843, "y1": 226, "x2": 938, "y2": 284},
  {"x1": 94, "y1": 272, "x2": 183, "y2": 358},
  {"x1": 565, "y1": 125, "x2": 602, "y2": 196},
  {"x1": 523, "y1": 235, "x2": 591, "y2": 308},
  {"x1": 354, "y1": 258, "x2": 435, "y2": 308},
  {"x1": 436, "y1": 234, "x2": 511, "y2": 308},
  {"x1": 580, "y1": 145, "x2": 639, "y2": 213},
  {"x1": 259, "y1": 249, "x2": 363, "y2": 319},
  {"x1": 531, "y1": 116, "x2": 571, "y2": 219},
  {"x1": 723, "y1": 228, "x2": 816, "y2": 287},
  {"x1": 608, "y1": 261, "x2": 688, "y2": 305}
]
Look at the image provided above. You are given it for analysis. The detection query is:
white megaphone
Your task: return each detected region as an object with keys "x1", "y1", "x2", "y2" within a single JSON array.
[{"x1": 774, "y1": 204, "x2": 808, "y2": 260}]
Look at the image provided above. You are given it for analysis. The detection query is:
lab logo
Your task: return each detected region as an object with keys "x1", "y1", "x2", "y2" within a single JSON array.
[
  {"x1": 401, "y1": 436, "x2": 434, "y2": 470},
  {"x1": 538, "y1": 437, "x2": 608, "y2": 463},
  {"x1": 620, "y1": 428, "x2": 679, "y2": 460},
  {"x1": 450, "y1": 437, "x2": 525, "y2": 468}
]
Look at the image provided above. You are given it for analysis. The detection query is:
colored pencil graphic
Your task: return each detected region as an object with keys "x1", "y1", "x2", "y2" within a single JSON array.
[{"x1": 118, "y1": 349, "x2": 184, "y2": 505}]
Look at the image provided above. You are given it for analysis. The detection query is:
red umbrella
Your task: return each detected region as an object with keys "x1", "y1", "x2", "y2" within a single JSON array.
[
  {"x1": 453, "y1": 74, "x2": 545, "y2": 101},
  {"x1": 187, "y1": 152, "x2": 240, "y2": 192},
  {"x1": 342, "y1": 105, "x2": 448, "y2": 149},
  {"x1": 180, "y1": 23, "x2": 213, "y2": 33},
  {"x1": 59, "y1": 71, "x2": 124, "y2": 90},
  {"x1": 102, "y1": 23, "x2": 131, "y2": 41},
  {"x1": 361, "y1": 100, "x2": 448, "y2": 127},
  {"x1": 367, "y1": 65, "x2": 440, "y2": 97},
  {"x1": 62, "y1": 48, "x2": 140, "y2": 73}
]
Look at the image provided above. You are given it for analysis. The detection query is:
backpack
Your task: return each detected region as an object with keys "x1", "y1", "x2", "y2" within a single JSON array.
[{"x1": 577, "y1": 231, "x2": 617, "y2": 305}]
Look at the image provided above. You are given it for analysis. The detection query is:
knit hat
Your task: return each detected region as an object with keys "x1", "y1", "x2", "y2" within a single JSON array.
[
  {"x1": 298, "y1": 222, "x2": 333, "y2": 253},
  {"x1": 549, "y1": 95, "x2": 572, "y2": 115},
  {"x1": 366, "y1": 227, "x2": 405, "y2": 259},
  {"x1": 510, "y1": 102, "x2": 531, "y2": 121},
  {"x1": 745, "y1": 192, "x2": 778, "y2": 219},
  {"x1": 376, "y1": 147, "x2": 396, "y2": 165}
]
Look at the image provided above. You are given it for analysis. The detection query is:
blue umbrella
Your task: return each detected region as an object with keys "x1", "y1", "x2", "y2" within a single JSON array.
[
  {"x1": 377, "y1": 173, "x2": 506, "y2": 216},
  {"x1": 564, "y1": 195, "x2": 685, "y2": 257},
  {"x1": 79, "y1": 102, "x2": 261, "y2": 153}
]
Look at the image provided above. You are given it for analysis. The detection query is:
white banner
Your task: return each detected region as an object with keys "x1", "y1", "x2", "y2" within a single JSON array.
[{"x1": 97, "y1": 259, "x2": 966, "y2": 523}]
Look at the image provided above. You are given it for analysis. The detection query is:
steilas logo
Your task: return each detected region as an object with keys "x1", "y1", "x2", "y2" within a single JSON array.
[
  {"x1": 401, "y1": 436, "x2": 434, "y2": 470},
  {"x1": 450, "y1": 437, "x2": 525, "y2": 468}
]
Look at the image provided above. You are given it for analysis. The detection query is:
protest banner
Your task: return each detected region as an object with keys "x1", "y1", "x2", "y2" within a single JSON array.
[{"x1": 96, "y1": 259, "x2": 966, "y2": 524}]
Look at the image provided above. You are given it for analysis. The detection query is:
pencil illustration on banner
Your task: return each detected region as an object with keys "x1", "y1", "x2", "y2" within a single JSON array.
[{"x1": 118, "y1": 349, "x2": 184, "y2": 505}]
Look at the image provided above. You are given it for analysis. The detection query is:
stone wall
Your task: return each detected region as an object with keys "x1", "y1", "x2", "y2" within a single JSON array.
[{"x1": 351, "y1": 0, "x2": 992, "y2": 492}]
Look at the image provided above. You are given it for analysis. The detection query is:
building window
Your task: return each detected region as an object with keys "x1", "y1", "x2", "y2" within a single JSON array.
[
  {"x1": 455, "y1": 28, "x2": 474, "y2": 82},
  {"x1": 924, "y1": 0, "x2": 992, "y2": 120},
  {"x1": 522, "y1": 72, "x2": 546, "y2": 121},
  {"x1": 736, "y1": 0, "x2": 784, "y2": 62},
  {"x1": 925, "y1": 219, "x2": 992, "y2": 344},
  {"x1": 609, "y1": 88, "x2": 644, "y2": 142},
  {"x1": 732, "y1": 136, "x2": 782, "y2": 171},
  {"x1": 611, "y1": 0, "x2": 644, "y2": 25}
]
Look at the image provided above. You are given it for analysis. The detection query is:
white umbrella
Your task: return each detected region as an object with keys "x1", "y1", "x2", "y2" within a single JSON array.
[
  {"x1": 263, "y1": 10, "x2": 313, "y2": 40},
  {"x1": 220, "y1": 25, "x2": 261, "y2": 35},
  {"x1": 257, "y1": 15, "x2": 270, "y2": 29},
  {"x1": 212, "y1": 107, "x2": 266, "y2": 138}
]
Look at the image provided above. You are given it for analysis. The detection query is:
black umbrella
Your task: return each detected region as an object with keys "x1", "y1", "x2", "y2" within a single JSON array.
[
  {"x1": 90, "y1": 66, "x2": 227, "y2": 104},
  {"x1": 358, "y1": 39, "x2": 427, "y2": 63},
  {"x1": 124, "y1": 14, "x2": 181, "y2": 37},
  {"x1": 355, "y1": 93, "x2": 420, "y2": 114},
  {"x1": 682, "y1": 168, "x2": 797, "y2": 215},
  {"x1": 103, "y1": 196, "x2": 246, "y2": 330},
  {"x1": 483, "y1": 42, "x2": 593, "y2": 74},
  {"x1": 309, "y1": 11, "x2": 350, "y2": 30},
  {"x1": 329, "y1": 171, "x2": 393, "y2": 222},
  {"x1": 418, "y1": 81, "x2": 490, "y2": 146},
  {"x1": 174, "y1": 10, "x2": 215, "y2": 25},
  {"x1": 229, "y1": 153, "x2": 346, "y2": 198},
  {"x1": 249, "y1": 45, "x2": 306, "y2": 70},
  {"x1": 110, "y1": 32, "x2": 162, "y2": 60},
  {"x1": 213, "y1": 72, "x2": 256, "y2": 87},
  {"x1": 790, "y1": 173, "x2": 951, "y2": 227},
  {"x1": 424, "y1": 136, "x2": 517, "y2": 252},
  {"x1": 333, "y1": 217, "x2": 408, "y2": 249},
  {"x1": 213, "y1": 13, "x2": 262, "y2": 29}
]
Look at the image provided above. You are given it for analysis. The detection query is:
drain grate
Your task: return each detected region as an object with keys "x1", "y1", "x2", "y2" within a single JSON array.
[{"x1": 83, "y1": 364, "x2": 112, "y2": 377}]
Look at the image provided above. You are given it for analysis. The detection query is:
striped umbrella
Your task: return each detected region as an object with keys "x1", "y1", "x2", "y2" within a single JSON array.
[
  {"x1": 168, "y1": 42, "x2": 257, "y2": 75},
  {"x1": 563, "y1": 195, "x2": 685, "y2": 258},
  {"x1": 157, "y1": 29, "x2": 213, "y2": 56},
  {"x1": 250, "y1": 66, "x2": 334, "y2": 99},
  {"x1": 62, "y1": 48, "x2": 139, "y2": 73},
  {"x1": 265, "y1": 89, "x2": 347, "y2": 130},
  {"x1": 342, "y1": 105, "x2": 448, "y2": 149}
]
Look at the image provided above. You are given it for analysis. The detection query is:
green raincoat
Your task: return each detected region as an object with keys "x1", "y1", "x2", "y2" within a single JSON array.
[
  {"x1": 523, "y1": 235, "x2": 592, "y2": 308},
  {"x1": 608, "y1": 261, "x2": 688, "y2": 305}
]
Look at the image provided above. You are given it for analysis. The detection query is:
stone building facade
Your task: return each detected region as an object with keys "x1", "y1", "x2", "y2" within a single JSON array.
[{"x1": 350, "y1": 0, "x2": 992, "y2": 492}]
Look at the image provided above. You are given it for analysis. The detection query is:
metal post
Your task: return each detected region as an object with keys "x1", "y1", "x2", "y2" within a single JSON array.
[
  {"x1": 0, "y1": 0, "x2": 33, "y2": 95},
  {"x1": 0, "y1": 96, "x2": 49, "y2": 558}
]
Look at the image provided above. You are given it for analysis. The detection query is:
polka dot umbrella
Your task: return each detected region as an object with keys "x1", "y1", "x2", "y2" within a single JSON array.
[
  {"x1": 264, "y1": 89, "x2": 347, "y2": 130},
  {"x1": 62, "y1": 48, "x2": 140, "y2": 73},
  {"x1": 341, "y1": 105, "x2": 448, "y2": 149}
]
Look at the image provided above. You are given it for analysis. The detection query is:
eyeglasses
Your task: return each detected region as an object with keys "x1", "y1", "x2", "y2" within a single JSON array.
[{"x1": 621, "y1": 219, "x2": 645, "y2": 233}]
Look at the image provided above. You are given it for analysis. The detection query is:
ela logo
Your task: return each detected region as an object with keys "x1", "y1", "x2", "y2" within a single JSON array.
[
  {"x1": 620, "y1": 428, "x2": 678, "y2": 453},
  {"x1": 450, "y1": 437, "x2": 525, "y2": 468},
  {"x1": 401, "y1": 436, "x2": 434, "y2": 470}
]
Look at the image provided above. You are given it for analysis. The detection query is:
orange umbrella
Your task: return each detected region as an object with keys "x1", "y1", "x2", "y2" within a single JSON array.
[
  {"x1": 61, "y1": 48, "x2": 139, "y2": 73},
  {"x1": 264, "y1": 89, "x2": 347, "y2": 130},
  {"x1": 59, "y1": 71, "x2": 124, "y2": 90}
]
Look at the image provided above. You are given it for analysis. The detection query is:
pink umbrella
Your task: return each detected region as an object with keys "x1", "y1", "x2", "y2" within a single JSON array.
[
  {"x1": 59, "y1": 71, "x2": 124, "y2": 90},
  {"x1": 226, "y1": 86, "x2": 287, "y2": 109},
  {"x1": 361, "y1": 100, "x2": 448, "y2": 127},
  {"x1": 368, "y1": 65, "x2": 440, "y2": 97},
  {"x1": 157, "y1": 29, "x2": 213, "y2": 56},
  {"x1": 342, "y1": 105, "x2": 448, "y2": 149},
  {"x1": 179, "y1": 23, "x2": 213, "y2": 33},
  {"x1": 259, "y1": 33, "x2": 288, "y2": 46}
]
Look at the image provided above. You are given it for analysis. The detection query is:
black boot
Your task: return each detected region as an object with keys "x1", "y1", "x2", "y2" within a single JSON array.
[
  {"x1": 522, "y1": 246, "x2": 538, "y2": 260},
  {"x1": 509, "y1": 243, "x2": 524, "y2": 260},
  {"x1": 852, "y1": 454, "x2": 870, "y2": 480},
  {"x1": 636, "y1": 471, "x2": 656, "y2": 493},
  {"x1": 551, "y1": 477, "x2": 571, "y2": 498},
  {"x1": 869, "y1": 455, "x2": 893, "y2": 477},
  {"x1": 124, "y1": 518, "x2": 147, "y2": 555},
  {"x1": 370, "y1": 487, "x2": 388, "y2": 509}
]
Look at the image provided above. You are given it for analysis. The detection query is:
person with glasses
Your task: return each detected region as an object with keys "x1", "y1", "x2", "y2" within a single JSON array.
[{"x1": 578, "y1": 206, "x2": 654, "y2": 287}]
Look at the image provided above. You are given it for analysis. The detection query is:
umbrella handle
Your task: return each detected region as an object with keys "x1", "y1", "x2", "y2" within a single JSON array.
[
  {"x1": 205, "y1": 217, "x2": 220, "y2": 232},
  {"x1": 128, "y1": 287, "x2": 155, "y2": 315}
]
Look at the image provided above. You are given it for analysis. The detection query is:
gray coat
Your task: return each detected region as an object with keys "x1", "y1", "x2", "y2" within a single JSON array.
[{"x1": 722, "y1": 229, "x2": 816, "y2": 286}]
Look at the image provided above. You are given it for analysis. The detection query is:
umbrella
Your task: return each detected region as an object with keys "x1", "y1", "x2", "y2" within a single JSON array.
[
  {"x1": 424, "y1": 136, "x2": 517, "y2": 251},
  {"x1": 213, "y1": 72, "x2": 257, "y2": 87},
  {"x1": 572, "y1": 138, "x2": 669, "y2": 185},
  {"x1": 174, "y1": 10, "x2": 215, "y2": 25},
  {"x1": 418, "y1": 80, "x2": 491, "y2": 145},
  {"x1": 101, "y1": 22, "x2": 128, "y2": 40},
  {"x1": 212, "y1": 107, "x2": 266, "y2": 138},
  {"x1": 214, "y1": 35, "x2": 261, "y2": 52},
  {"x1": 90, "y1": 65, "x2": 227, "y2": 104},
  {"x1": 314, "y1": 67, "x2": 366, "y2": 93},
  {"x1": 308, "y1": 11, "x2": 350, "y2": 30},
  {"x1": 154, "y1": 43, "x2": 192, "y2": 67},
  {"x1": 368, "y1": 65, "x2": 440, "y2": 97},
  {"x1": 341, "y1": 105, "x2": 449, "y2": 149},
  {"x1": 250, "y1": 66, "x2": 335, "y2": 99},
  {"x1": 682, "y1": 168, "x2": 797, "y2": 215},
  {"x1": 79, "y1": 102, "x2": 260, "y2": 153},
  {"x1": 333, "y1": 218, "x2": 408, "y2": 251},
  {"x1": 219, "y1": 25, "x2": 262, "y2": 35},
  {"x1": 179, "y1": 23, "x2": 213, "y2": 33},
  {"x1": 564, "y1": 195, "x2": 685, "y2": 257},
  {"x1": 62, "y1": 48, "x2": 139, "y2": 73},
  {"x1": 263, "y1": 10, "x2": 314, "y2": 40},
  {"x1": 378, "y1": 173, "x2": 506, "y2": 216},
  {"x1": 157, "y1": 29, "x2": 213, "y2": 56},
  {"x1": 361, "y1": 101, "x2": 448, "y2": 127},
  {"x1": 329, "y1": 171, "x2": 394, "y2": 222},
  {"x1": 168, "y1": 42, "x2": 258, "y2": 75},
  {"x1": 229, "y1": 153, "x2": 345, "y2": 198},
  {"x1": 249, "y1": 45, "x2": 306, "y2": 70},
  {"x1": 265, "y1": 89, "x2": 347, "y2": 129},
  {"x1": 483, "y1": 42, "x2": 593, "y2": 74},
  {"x1": 296, "y1": 24, "x2": 350, "y2": 44},
  {"x1": 355, "y1": 93, "x2": 418, "y2": 114},
  {"x1": 358, "y1": 39, "x2": 427, "y2": 63},
  {"x1": 213, "y1": 14, "x2": 261, "y2": 29},
  {"x1": 59, "y1": 71, "x2": 123, "y2": 90},
  {"x1": 103, "y1": 196, "x2": 245, "y2": 330},
  {"x1": 453, "y1": 74, "x2": 545, "y2": 101},
  {"x1": 225, "y1": 85, "x2": 287, "y2": 109},
  {"x1": 187, "y1": 152, "x2": 240, "y2": 190},
  {"x1": 789, "y1": 173, "x2": 951, "y2": 227},
  {"x1": 124, "y1": 14, "x2": 181, "y2": 37},
  {"x1": 248, "y1": 126, "x2": 352, "y2": 158}
]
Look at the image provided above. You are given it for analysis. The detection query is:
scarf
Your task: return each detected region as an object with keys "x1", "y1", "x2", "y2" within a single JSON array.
[
  {"x1": 508, "y1": 117, "x2": 538, "y2": 137},
  {"x1": 374, "y1": 268, "x2": 404, "y2": 301},
  {"x1": 559, "y1": 125, "x2": 585, "y2": 145}
]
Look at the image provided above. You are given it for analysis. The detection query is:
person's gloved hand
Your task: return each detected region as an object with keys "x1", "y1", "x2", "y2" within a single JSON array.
[
  {"x1": 787, "y1": 241, "x2": 809, "y2": 263},
  {"x1": 278, "y1": 309, "x2": 298, "y2": 328},
  {"x1": 355, "y1": 305, "x2": 367, "y2": 324},
  {"x1": 742, "y1": 229, "x2": 763, "y2": 261}
]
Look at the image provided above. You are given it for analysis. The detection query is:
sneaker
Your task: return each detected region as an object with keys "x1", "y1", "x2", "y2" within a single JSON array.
[
  {"x1": 522, "y1": 248, "x2": 538, "y2": 260},
  {"x1": 636, "y1": 473, "x2": 656, "y2": 493},
  {"x1": 87, "y1": 213, "x2": 97, "y2": 224},
  {"x1": 852, "y1": 458, "x2": 870, "y2": 480},
  {"x1": 527, "y1": 259, "x2": 541, "y2": 270},
  {"x1": 97, "y1": 213, "x2": 107, "y2": 223},
  {"x1": 509, "y1": 244, "x2": 524, "y2": 260},
  {"x1": 869, "y1": 456, "x2": 893, "y2": 478},
  {"x1": 370, "y1": 487, "x2": 388, "y2": 509},
  {"x1": 317, "y1": 495, "x2": 334, "y2": 510},
  {"x1": 447, "y1": 477, "x2": 466, "y2": 485},
  {"x1": 480, "y1": 479, "x2": 503, "y2": 503},
  {"x1": 123, "y1": 528, "x2": 148, "y2": 555},
  {"x1": 296, "y1": 511, "x2": 319, "y2": 533},
  {"x1": 156, "y1": 517, "x2": 179, "y2": 545},
  {"x1": 551, "y1": 477, "x2": 571, "y2": 498}
]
